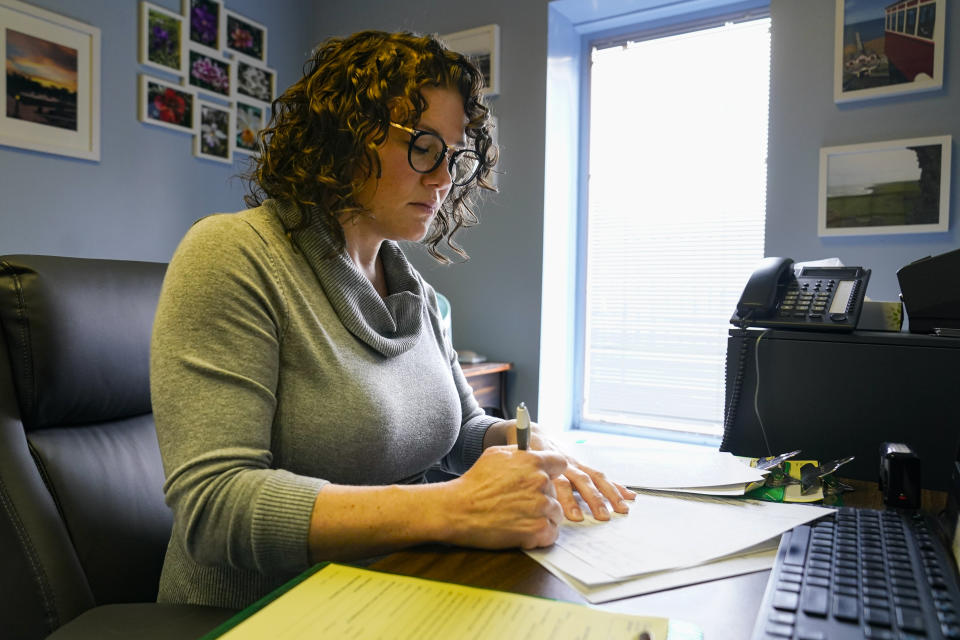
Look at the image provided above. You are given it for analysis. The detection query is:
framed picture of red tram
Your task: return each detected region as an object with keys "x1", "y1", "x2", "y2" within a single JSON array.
[
  {"x1": 834, "y1": 0, "x2": 945, "y2": 103},
  {"x1": 1, "y1": 0, "x2": 101, "y2": 161}
]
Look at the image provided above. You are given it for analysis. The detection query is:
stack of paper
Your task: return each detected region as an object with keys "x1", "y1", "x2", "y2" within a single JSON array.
[
  {"x1": 523, "y1": 442, "x2": 834, "y2": 602},
  {"x1": 528, "y1": 489, "x2": 831, "y2": 603},
  {"x1": 572, "y1": 444, "x2": 769, "y2": 496}
]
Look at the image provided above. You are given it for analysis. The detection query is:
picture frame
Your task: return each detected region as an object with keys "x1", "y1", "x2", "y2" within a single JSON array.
[
  {"x1": 182, "y1": 0, "x2": 224, "y2": 56},
  {"x1": 233, "y1": 59, "x2": 275, "y2": 104},
  {"x1": 223, "y1": 9, "x2": 267, "y2": 64},
  {"x1": 818, "y1": 135, "x2": 951, "y2": 236},
  {"x1": 487, "y1": 114, "x2": 499, "y2": 188},
  {"x1": 138, "y1": 1, "x2": 185, "y2": 76},
  {"x1": 185, "y1": 46, "x2": 232, "y2": 99},
  {"x1": 194, "y1": 98, "x2": 233, "y2": 164},
  {"x1": 138, "y1": 73, "x2": 196, "y2": 133},
  {"x1": 441, "y1": 24, "x2": 500, "y2": 97},
  {"x1": 234, "y1": 97, "x2": 265, "y2": 156},
  {"x1": 834, "y1": 0, "x2": 945, "y2": 103},
  {"x1": 0, "y1": 0, "x2": 100, "y2": 161}
]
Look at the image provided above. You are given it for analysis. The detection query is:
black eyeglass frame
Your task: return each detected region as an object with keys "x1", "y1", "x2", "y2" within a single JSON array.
[{"x1": 389, "y1": 122, "x2": 483, "y2": 186}]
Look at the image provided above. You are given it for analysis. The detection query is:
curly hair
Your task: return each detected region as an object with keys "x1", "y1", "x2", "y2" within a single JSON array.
[{"x1": 243, "y1": 30, "x2": 497, "y2": 262}]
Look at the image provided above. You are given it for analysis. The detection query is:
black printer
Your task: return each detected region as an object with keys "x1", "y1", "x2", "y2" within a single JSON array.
[{"x1": 897, "y1": 247, "x2": 960, "y2": 334}]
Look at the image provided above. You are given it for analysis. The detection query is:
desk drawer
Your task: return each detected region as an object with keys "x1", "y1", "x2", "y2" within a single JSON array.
[{"x1": 466, "y1": 371, "x2": 499, "y2": 411}]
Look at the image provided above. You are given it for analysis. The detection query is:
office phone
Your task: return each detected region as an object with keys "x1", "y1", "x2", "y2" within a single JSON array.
[
  {"x1": 729, "y1": 257, "x2": 871, "y2": 330},
  {"x1": 723, "y1": 257, "x2": 871, "y2": 455}
]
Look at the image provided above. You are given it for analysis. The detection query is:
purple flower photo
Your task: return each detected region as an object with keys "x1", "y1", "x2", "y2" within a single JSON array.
[
  {"x1": 187, "y1": 0, "x2": 221, "y2": 50},
  {"x1": 145, "y1": 7, "x2": 181, "y2": 71}
]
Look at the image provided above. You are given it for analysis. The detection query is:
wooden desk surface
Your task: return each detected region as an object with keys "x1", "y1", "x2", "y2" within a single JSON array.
[{"x1": 370, "y1": 479, "x2": 948, "y2": 638}]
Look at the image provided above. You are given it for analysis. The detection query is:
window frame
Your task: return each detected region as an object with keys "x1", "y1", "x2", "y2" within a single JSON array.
[{"x1": 569, "y1": 7, "x2": 772, "y2": 445}]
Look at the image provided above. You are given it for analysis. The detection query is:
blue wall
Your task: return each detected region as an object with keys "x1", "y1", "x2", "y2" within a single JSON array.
[
  {"x1": 0, "y1": 0, "x2": 312, "y2": 262},
  {"x1": 766, "y1": 0, "x2": 959, "y2": 303}
]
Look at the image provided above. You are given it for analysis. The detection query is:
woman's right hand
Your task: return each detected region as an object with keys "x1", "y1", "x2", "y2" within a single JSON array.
[{"x1": 440, "y1": 446, "x2": 568, "y2": 549}]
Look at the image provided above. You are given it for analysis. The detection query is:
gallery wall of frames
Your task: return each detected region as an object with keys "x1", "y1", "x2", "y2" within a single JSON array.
[{"x1": 138, "y1": 0, "x2": 271, "y2": 163}]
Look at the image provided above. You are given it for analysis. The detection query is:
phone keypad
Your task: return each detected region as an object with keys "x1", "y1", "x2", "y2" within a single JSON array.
[{"x1": 779, "y1": 279, "x2": 838, "y2": 321}]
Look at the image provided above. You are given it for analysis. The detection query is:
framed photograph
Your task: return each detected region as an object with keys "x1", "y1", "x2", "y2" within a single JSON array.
[
  {"x1": 441, "y1": 24, "x2": 500, "y2": 97},
  {"x1": 194, "y1": 99, "x2": 233, "y2": 163},
  {"x1": 818, "y1": 135, "x2": 951, "y2": 236},
  {"x1": 233, "y1": 59, "x2": 275, "y2": 104},
  {"x1": 139, "y1": 1, "x2": 184, "y2": 76},
  {"x1": 487, "y1": 114, "x2": 499, "y2": 188},
  {"x1": 0, "y1": 0, "x2": 100, "y2": 161},
  {"x1": 834, "y1": 0, "x2": 945, "y2": 103},
  {"x1": 182, "y1": 0, "x2": 223, "y2": 56},
  {"x1": 224, "y1": 9, "x2": 266, "y2": 64},
  {"x1": 234, "y1": 98, "x2": 265, "y2": 156},
  {"x1": 186, "y1": 47, "x2": 231, "y2": 99},
  {"x1": 139, "y1": 74, "x2": 195, "y2": 133}
]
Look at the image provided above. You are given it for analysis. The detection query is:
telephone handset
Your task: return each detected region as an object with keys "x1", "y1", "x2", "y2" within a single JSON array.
[{"x1": 730, "y1": 257, "x2": 871, "y2": 330}]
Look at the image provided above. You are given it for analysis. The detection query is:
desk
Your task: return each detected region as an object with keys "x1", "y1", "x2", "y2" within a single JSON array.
[
  {"x1": 460, "y1": 361, "x2": 511, "y2": 418},
  {"x1": 370, "y1": 480, "x2": 948, "y2": 639}
]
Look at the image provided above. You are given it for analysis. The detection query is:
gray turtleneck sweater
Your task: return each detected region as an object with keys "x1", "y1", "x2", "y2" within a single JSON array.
[{"x1": 150, "y1": 200, "x2": 498, "y2": 609}]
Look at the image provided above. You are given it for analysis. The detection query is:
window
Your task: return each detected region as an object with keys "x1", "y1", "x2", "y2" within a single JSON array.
[{"x1": 577, "y1": 16, "x2": 771, "y2": 440}]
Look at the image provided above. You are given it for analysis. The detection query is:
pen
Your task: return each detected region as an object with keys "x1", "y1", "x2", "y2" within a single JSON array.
[{"x1": 515, "y1": 402, "x2": 530, "y2": 450}]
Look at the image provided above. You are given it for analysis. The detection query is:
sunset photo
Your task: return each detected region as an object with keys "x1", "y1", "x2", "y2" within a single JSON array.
[{"x1": 5, "y1": 28, "x2": 78, "y2": 131}]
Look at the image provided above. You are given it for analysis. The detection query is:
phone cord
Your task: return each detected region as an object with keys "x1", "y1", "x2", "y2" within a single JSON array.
[{"x1": 719, "y1": 324, "x2": 750, "y2": 453}]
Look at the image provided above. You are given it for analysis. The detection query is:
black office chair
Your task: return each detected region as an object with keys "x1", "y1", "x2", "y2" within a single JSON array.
[{"x1": 0, "y1": 255, "x2": 235, "y2": 639}]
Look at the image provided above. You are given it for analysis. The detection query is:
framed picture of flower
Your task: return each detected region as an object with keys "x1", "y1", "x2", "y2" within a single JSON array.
[
  {"x1": 0, "y1": 0, "x2": 101, "y2": 161},
  {"x1": 233, "y1": 59, "x2": 274, "y2": 104},
  {"x1": 182, "y1": 0, "x2": 223, "y2": 56},
  {"x1": 138, "y1": 74, "x2": 195, "y2": 133},
  {"x1": 234, "y1": 98, "x2": 264, "y2": 156},
  {"x1": 186, "y1": 47, "x2": 231, "y2": 99},
  {"x1": 224, "y1": 9, "x2": 266, "y2": 64},
  {"x1": 138, "y1": 2, "x2": 184, "y2": 76},
  {"x1": 194, "y1": 99, "x2": 233, "y2": 163}
]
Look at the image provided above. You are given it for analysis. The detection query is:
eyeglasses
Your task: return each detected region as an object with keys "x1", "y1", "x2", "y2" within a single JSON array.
[{"x1": 389, "y1": 122, "x2": 482, "y2": 187}]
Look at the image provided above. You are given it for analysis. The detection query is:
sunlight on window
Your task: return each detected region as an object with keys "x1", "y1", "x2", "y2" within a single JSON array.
[{"x1": 583, "y1": 18, "x2": 770, "y2": 437}]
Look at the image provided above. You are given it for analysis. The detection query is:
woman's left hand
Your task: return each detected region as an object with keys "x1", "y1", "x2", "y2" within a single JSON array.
[{"x1": 495, "y1": 421, "x2": 636, "y2": 522}]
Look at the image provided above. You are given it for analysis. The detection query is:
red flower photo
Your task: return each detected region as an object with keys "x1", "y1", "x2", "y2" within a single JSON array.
[
  {"x1": 140, "y1": 75, "x2": 194, "y2": 132},
  {"x1": 152, "y1": 87, "x2": 187, "y2": 123}
]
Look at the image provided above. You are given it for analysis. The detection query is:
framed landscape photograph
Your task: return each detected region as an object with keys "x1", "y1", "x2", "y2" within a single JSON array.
[
  {"x1": 139, "y1": 74, "x2": 195, "y2": 133},
  {"x1": 441, "y1": 24, "x2": 500, "y2": 96},
  {"x1": 234, "y1": 98, "x2": 264, "y2": 156},
  {"x1": 139, "y1": 1, "x2": 184, "y2": 76},
  {"x1": 182, "y1": 0, "x2": 223, "y2": 56},
  {"x1": 0, "y1": 0, "x2": 100, "y2": 161},
  {"x1": 834, "y1": 0, "x2": 945, "y2": 103},
  {"x1": 818, "y1": 135, "x2": 951, "y2": 236},
  {"x1": 224, "y1": 9, "x2": 266, "y2": 64},
  {"x1": 233, "y1": 59, "x2": 274, "y2": 104},
  {"x1": 186, "y1": 47, "x2": 231, "y2": 99},
  {"x1": 194, "y1": 99, "x2": 233, "y2": 163}
]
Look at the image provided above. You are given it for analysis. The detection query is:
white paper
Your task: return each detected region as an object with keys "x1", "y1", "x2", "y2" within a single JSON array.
[
  {"x1": 572, "y1": 444, "x2": 767, "y2": 490},
  {"x1": 531, "y1": 489, "x2": 831, "y2": 586},
  {"x1": 528, "y1": 537, "x2": 779, "y2": 603}
]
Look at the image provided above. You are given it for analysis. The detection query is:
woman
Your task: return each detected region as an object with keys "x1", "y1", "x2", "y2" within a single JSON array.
[{"x1": 151, "y1": 30, "x2": 634, "y2": 610}]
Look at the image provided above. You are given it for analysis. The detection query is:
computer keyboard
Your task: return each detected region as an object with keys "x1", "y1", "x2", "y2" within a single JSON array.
[{"x1": 750, "y1": 507, "x2": 960, "y2": 640}]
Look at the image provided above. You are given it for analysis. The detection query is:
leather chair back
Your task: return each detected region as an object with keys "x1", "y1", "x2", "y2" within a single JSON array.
[{"x1": 0, "y1": 255, "x2": 170, "y2": 638}]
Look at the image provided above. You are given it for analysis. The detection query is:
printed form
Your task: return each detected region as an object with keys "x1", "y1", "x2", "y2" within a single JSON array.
[{"x1": 216, "y1": 563, "x2": 670, "y2": 640}]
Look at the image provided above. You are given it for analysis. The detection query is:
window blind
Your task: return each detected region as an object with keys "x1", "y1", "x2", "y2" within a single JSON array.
[{"x1": 581, "y1": 17, "x2": 771, "y2": 436}]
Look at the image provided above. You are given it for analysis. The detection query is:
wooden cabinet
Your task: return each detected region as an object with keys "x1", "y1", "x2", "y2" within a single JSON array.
[{"x1": 460, "y1": 361, "x2": 512, "y2": 418}]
